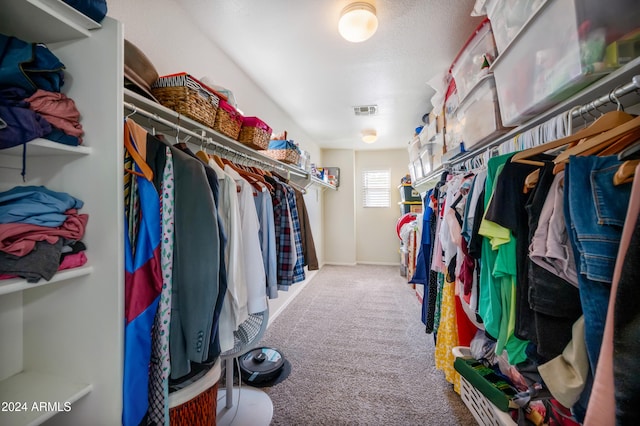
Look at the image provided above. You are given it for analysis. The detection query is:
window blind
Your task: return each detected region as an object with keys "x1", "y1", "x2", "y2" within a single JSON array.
[{"x1": 362, "y1": 169, "x2": 391, "y2": 208}]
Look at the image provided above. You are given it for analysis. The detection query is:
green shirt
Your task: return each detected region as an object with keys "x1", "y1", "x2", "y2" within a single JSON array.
[{"x1": 478, "y1": 155, "x2": 528, "y2": 365}]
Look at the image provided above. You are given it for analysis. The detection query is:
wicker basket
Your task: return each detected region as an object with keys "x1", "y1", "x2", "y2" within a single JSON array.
[
  {"x1": 261, "y1": 148, "x2": 300, "y2": 164},
  {"x1": 213, "y1": 99, "x2": 243, "y2": 140},
  {"x1": 151, "y1": 73, "x2": 219, "y2": 128},
  {"x1": 238, "y1": 116, "x2": 272, "y2": 150},
  {"x1": 169, "y1": 382, "x2": 218, "y2": 426}
]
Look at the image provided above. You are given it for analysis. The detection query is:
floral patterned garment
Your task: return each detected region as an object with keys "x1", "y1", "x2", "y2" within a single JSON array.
[
  {"x1": 434, "y1": 280, "x2": 461, "y2": 394},
  {"x1": 147, "y1": 147, "x2": 174, "y2": 425}
]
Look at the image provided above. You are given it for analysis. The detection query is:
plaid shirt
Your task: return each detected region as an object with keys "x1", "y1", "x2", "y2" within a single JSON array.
[
  {"x1": 267, "y1": 176, "x2": 294, "y2": 287},
  {"x1": 282, "y1": 182, "x2": 305, "y2": 284}
]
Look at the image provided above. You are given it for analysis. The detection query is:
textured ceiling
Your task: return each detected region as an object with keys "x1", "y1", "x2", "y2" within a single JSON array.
[{"x1": 177, "y1": 0, "x2": 482, "y2": 150}]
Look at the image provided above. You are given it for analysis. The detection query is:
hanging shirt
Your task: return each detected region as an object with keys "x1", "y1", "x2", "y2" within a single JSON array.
[
  {"x1": 265, "y1": 176, "x2": 294, "y2": 287},
  {"x1": 294, "y1": 189, "x2": 319, "y2": 270},
  {"x1": 147, "y1": 146, "x2": 174, "y2": 426},
  {"x1": 254, "y1": 186, "x2": 278, "y2": 299},
  {"x1": 478, "y1": 155, "x2": 529, "y2": 365},
  {"x1": 122, "y1": 121, "x2": 162, "y2": 426},
  {"x1": 282, "y1": 181, "x2": 305, "y2": 286},
  {"x1": 209, "y1": 159, "x2": 248, "y2": 352},
  {"x1": 225, "y1": 165, "x2": 267, "y2": 314}
]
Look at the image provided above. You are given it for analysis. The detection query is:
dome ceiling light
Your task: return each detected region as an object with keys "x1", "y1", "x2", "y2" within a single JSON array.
[
  {"x1": 338, "y1": 2, "x2": 378, "y2": 43},
  {"x1": 362, "y1": 129, "x2": 377, "y2": 143}
]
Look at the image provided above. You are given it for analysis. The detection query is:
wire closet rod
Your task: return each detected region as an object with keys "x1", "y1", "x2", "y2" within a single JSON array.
[
  {"x1": 438, "y1": 74, "x2": 640, "y2": 176},
  {"x1": 122, "y1": 101, "x2": 308, "y2": 178},
  {"x1": 571, "y1": 75, "x2": 640, "y2": 118}
]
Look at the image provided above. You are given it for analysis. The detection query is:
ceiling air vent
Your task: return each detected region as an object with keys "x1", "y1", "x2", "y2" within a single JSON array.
[{"x1": 353, "y1": 105, "x2": 378, "y2": 116}]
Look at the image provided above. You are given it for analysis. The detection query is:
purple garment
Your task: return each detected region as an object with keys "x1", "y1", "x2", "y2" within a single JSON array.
[{"x1": 0, "y1": 104, "x2": 51, "y2": 148}]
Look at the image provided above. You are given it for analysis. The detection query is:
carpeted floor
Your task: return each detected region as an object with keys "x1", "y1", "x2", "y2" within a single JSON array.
[{"x1": 259, "y1": 264, "x2": 476, "y2": 426}]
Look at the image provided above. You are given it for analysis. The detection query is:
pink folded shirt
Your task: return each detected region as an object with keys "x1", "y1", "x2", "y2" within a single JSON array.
[
  {"x1": 25, "y1": 89, "x2": 84, "y2": 142},
  {"x1": 0, "y1": 210, "x2": 88, "y2": 257}
]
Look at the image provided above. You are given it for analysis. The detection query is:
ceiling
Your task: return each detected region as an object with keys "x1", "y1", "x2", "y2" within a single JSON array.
[{"x1": 177, "y1": 0, "x2": 483, "y2": 151}]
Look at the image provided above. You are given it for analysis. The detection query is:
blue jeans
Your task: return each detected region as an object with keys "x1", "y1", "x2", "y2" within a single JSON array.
[{"x1": 564, "y1": 156, "x2": 632, "y2": 372}]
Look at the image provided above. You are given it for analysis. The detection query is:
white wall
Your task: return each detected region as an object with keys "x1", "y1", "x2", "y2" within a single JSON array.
[
  {"x1": 322, "y1": 148, "x2": 410, "y2": 265},
  {"x1": 355, "y1": 149, "x2": 410, "y2": 264},
  {"x1": 107, "y1": 0, "x2": 325, "y2": 265},
  {"x1": 322, "y1": 149, "x2": 356, "y2": 265}
]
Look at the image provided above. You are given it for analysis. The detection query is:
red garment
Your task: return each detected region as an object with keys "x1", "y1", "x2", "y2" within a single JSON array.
[
  {"x1": 25, "y1": 89, "x2": 84, "y2": 142},
  {"x1": 59, "y1": 251, "x2": 88, "y2": 270},
  {"x1": 455, "y1": 293, "x2": 478, "y2": 347},
  {"x1": 0, "y1": 211, "x2": 88, "y2": 256}
]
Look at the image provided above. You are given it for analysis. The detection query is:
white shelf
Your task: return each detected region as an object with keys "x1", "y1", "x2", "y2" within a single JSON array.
[
  {"x1": 0, "y1": 0, "x2": 101, "y2": 44},
  {"x1": 0, "y1": 139, "x2": 92, "y2": 157},
  {"x1": 0, "y1": 265, "x2": 93, "y2": 297},
  {"x1": 0, "y1": 370, "x2": 92, "y2": 426},
  {"x1": 123, "y1": 89, "x2": 308, "y2": 179},
  {"x1": 309, "y1": 176, "x2": 337, "y2": 191}
]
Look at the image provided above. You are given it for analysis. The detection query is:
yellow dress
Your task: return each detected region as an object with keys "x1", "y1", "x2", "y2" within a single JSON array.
[{"x1": 434, "y1": 279, "x2": 461, "y2": 394}]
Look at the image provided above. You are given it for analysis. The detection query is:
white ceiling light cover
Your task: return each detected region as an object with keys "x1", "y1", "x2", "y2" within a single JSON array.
[
  {"x1": 362, "y1": 129, "x2": 377, "y2": 143},
  {"x1": 338, "y1": 2, "x2": 378, "y2": 43}
]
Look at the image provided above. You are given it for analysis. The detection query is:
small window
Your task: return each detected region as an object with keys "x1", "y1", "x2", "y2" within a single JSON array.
[{"x1": 362, "y1": 169, "x2": 391, "y2": 208}]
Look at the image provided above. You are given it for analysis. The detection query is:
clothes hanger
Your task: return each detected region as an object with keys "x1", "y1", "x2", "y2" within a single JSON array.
[
  {"x1": 595, "y1": 129, "x2": 640, "y2": 157},
  {"x1": 618, "y1": 139, "x2": 640, "y2": 161},
  {"x1": 195, "y1": 132, "x2": 211, "y2": 164},
  {"x1": 553, "y1": 115, "x2": 640, "y2": 166},
  {"x1": 222, "y1": 154, "x2": 267, "y2": 191},
  {"x1": 613, "y1": 159, "x2": 639, "y2": 186},
  {"x1": 124, "y1": 121, "x2": 153, "y2": 181},
  {"x1": 512, "y1": 109, "x2": 636, "y2": 166}
]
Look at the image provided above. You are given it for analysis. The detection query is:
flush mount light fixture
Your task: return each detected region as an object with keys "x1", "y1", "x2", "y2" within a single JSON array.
[
  {"x1": 338, "y1": 2, "x2": 378, "y2": 43},
  {"x1": 361, "y1": 129, "x2": 377, "y2": 143}
]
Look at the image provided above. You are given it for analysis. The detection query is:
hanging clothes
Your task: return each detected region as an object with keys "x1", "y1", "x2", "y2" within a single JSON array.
[
  {"x1": 146, "y1": 146, "x2": 175, "y2": 426},
  {"x1": 122, "y1": 119, "x2": 162, "y2": 426},
  {"x1": 265, "y1": 175, "x2": 294, "y2": 288},
  {"x1": 206, "y1": 158, "x2": 248, "y2": 353},
  {"x1": 294, "y1": 188, "x2": 319, "y2": 271},
  {"x1": 434, "y1": 279, "x2": 461, "y2": 394},
  {"x1": 254, "y1": 184, "x2": 279, "y2": 299},
  {"x1": 477, "y1": 153, "x2": 529, "y2": 365},
  {"x1": 224, "y1": 164, "x2": 267, "y2": 313},
  {"x1": 173, "y1": 144, "x2": 228, "y2": 362},
  {"x1": 167, "y1": 146, "x2": 221, "y2": 380}
]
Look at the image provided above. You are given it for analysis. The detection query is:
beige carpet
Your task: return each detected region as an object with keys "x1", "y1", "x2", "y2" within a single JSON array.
[{"x1": 260, "y1": 264, "x2": 476, "y2": 425}]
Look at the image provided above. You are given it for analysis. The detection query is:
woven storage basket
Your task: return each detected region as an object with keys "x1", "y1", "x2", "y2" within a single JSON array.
[
  {"x1": 169, "y1": 382, "x2": 218, "y2": 426},
  {"x1": 151, "y1": 73, "x2": 219, "y2": 129},
  {"x1": 238, "y1": 116, "x2": 272, "y2": 150},
  {"x1": 261, "y1": 148, "x2": 300, "y2": 164},
  {"x1": 213, "y1": 99, "x2": 242, "y2": 140}
]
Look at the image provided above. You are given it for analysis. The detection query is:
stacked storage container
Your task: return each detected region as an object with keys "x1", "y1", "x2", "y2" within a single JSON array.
[{"x1": 489, "y1": 0, "x2": 640, "y2": 126}]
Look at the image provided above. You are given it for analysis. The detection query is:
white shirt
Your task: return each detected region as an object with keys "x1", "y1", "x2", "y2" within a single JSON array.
[
  {"x1": 208, "y1": 158, "x2": 248, "y2": 352},
  {"x1": 224, "y1": 165, "x2": 268, "y2": 314}
]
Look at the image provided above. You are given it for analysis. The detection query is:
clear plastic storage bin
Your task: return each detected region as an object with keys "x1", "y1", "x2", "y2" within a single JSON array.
[
  {"x1": 486, "y1": 0, "x2": 547, "y2": 55},
  {"x1": 456, "y1": 75, "x2": 510, "y2": 149},
  {"x1": 450, "y1": 19, "x2": 497, "y2": 102},
  {"x1": 444, "y1": 81, "x2": 464, "y2": 152},
  {"x1": 492, "y1": 0, "x2": 640, "y2": 126}
]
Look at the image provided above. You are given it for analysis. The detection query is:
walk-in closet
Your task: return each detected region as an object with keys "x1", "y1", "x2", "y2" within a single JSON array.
[{"x1": 1, "y1": 0, "x2": 639, "y2": 425}]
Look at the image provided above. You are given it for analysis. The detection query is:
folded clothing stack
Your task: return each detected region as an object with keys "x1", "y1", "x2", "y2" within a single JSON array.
[{"x1": 0, "y1": 185, "x2": 89, "y2": 283}]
